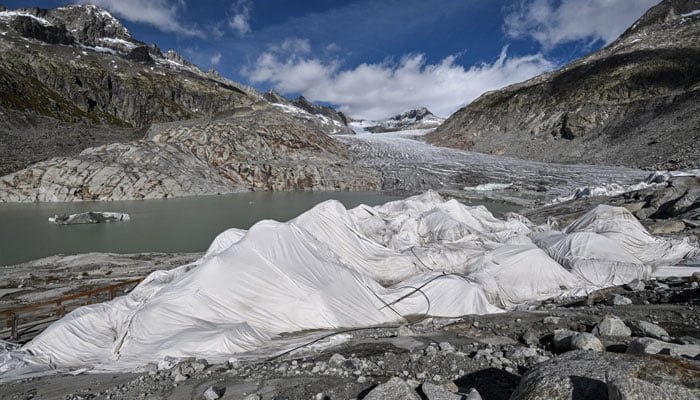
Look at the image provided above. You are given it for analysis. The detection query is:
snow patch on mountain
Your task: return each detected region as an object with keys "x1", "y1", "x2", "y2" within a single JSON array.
[
  {"x1": 353, "y1": 107, "x2": 444, "y2": 133},
  {"x1": 0, "y1": 11, "x2": 51, "y2": 26}
]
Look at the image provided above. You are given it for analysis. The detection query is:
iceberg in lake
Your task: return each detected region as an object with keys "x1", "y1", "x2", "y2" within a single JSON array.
[
  {"x1": 48, "y1": 211, "x2": 130, "y2": 225},
  {"x1": 1, "y1": 191, "x2": 698, "y2": 379}
]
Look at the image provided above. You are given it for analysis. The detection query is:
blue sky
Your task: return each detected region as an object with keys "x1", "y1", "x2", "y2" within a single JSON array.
[{"x1": 4, "y1": 0, "x2": 658, "y2": 119}]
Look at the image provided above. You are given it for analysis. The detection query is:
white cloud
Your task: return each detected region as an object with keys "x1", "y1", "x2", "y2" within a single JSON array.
[
  {"x1": 229, "y1": 0, "x2": 252, "y2": 35},
  {"x1": 245, "y1": 43, "x2": 554, "y2": 120},
  {"x1": 505, "y1": 0, "x2": 658, "y2": 49},
  {"x1": 79, "y1": 0, "x2": 203, "y2": 37},
  {"x1": 210, "y1": 52, "x2": 222, "y2": 66}
]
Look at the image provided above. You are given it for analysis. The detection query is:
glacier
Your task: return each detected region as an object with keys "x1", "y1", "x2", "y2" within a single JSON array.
[{"x1": 1, "y1": 191, "x2": 698, "y2": 381}]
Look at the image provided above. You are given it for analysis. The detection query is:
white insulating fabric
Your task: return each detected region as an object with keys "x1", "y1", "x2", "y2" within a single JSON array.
[
  {"x1": 1, "y1": 192, "x2": 698, "y2": 378},
  {"x1": 563, "y1": 205, "x2": 699, "y2": 265},
  {"x1": 530, "y1": 231, "x2": 652, "y2": 287}
]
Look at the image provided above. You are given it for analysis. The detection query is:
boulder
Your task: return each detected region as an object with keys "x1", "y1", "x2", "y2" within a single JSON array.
[
  {"x1": 553, "y1": 330, "x2": 603, "y2": 352},
  {"x1": 364, "y1": 377, "x2": 421, "y2": 400},
  {"x1": 606, "y1": 294, "x2": 633, "y2": 306},
  {"x1": 593, "y1": 315, "x2": 631, "y2": 337},
  {"x1": 203, "y1": 386, "x2": 226, "y2": 400},
  {"x1": 623, "y1": 279, "x2": 645, "y2": 292},
  {"x1": 626, "y1": 337, "x2": 700, "y2": 358},
  {"x1": 552, "y1": 330, "x2": 578, "y2": 352},
  {"x1": 607, "y1": 376, "x2": 699, "y2": 400},
  {"x1": 570, "y1": 333, "x2": 604, "y2": 352},
  {"x1": 465, "y1": 388, "x2": 483, "y2": 400},
  {"x1": 421, "y1": 382, "x2": 461, "y2": 400},
  {"x1": 626, "y1": 320, "x2": 670, "y2": 340},
  {"x1": 510, "y1": 350, "x2": 700, "y2": 400}
]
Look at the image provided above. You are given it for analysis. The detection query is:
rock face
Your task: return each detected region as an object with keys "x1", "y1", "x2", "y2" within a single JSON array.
[
  {"x1": 0, "y1": 4, "x2": 256, "y2": 175},
  {"x1": 0, "y1": 106, "x2": 382, "y2": 202},
  {"x1": 427, "y1": 0, "x2": 700, "y2": 170}
]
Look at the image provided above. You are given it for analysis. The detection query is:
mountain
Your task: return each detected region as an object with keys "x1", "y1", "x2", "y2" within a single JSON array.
[
  {"x1": 353, "y1": 107, "x2": 444, "y2": 133},
  {"x1": 427, "y1": 0, "x2": 700, "y2": 170},
  {"x1": 0, "y1": 105, "x2": 381, "y2": 202},
  {"x1": 0, "y1": 4, "x2": 258, "y2": 175},
  {"x1": 262, "y1": 91, "x2": 354, "y2": 135},
  {"x1": 0, "y1": 4, "x2": 381, "y2": 201}
]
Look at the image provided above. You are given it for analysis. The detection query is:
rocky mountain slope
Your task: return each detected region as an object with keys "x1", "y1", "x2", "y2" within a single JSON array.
[
  {"x1": 427, "y1": 0, "x2": 700, "y2": 170},
  {"x1": 0, "y1": 104, "x2": 381, "y2": 202},
  {"x1": 262, "y1": 91, "x2": 354, "y2": 135},
  {"x1": 353, "y1": 107, "x2": 444, "y2": 133},
  {"x1": 0, "y1": 4, "x2": 258, "y2": 175}
]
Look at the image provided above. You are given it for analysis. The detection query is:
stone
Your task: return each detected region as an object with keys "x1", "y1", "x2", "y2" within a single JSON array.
[
  {"x1": 553, "y1": 330, "x2": 603, "y2": 352},
  {"x1": 328, "y1": 353, "x2": 347, "y2": 369},
  {"x1": 626, "y1": 320, "x2": 670, "y2": 340},
  {"x1": 421, "y1": 382, "x2": 461, "y2": 400},
  {"x1": 569, "y1": 333, "x2": 604, "y2": 352},
  {"x1": 543, "y1": 316, "x2": 562, "y2": 324},
  {"x1": 607, "y1": 376, "x2": 699, "y2": 400},
  {"x1": 192, "y1": 359, "x2": 208, "y2": 374},
  {"x1": 465, "y1": 388, "x2": 483, "y2": 400},
  {"x1": 398, "y1": 325, "x2": 415, "y2": 336},
  {"x1": 650, "y1": 281, "x2": 670, "y2": 290},
  {"x1": 623, "y1": 279, "x2": 645, "y2": 292},
  {"x1": 593, "y1": 315, "x2": 631, "y2": 337},
  {"x1": 171, "y1": 370, "x2": 188, "y2": 382},
  {"x1": 553, "y1": 329, "x2": 578, "y2": 352},
  {"x1": 520, "y1": 328, "x2": 541, "y2": 346},
  {"x1": 242, "y1": 395, "x2": 261, "y2": 400},
  {"x1": 626, "y1": 337, "x2": 700, "y2": 358},
  {"x1": 203, "y1": 386, "x2": 226, "y2": 400},
  {"x1": 606, "y1": 294, "x2": 633, "y2": 306},
  {"x1": 506, "y1": 346, "x2": 539, "y2": 359},
  {"x1": 510, "y1": 350, "x2": 700, "y2": 400},
  {"x1": 363, "y1": 377, "x2": 421, "y2": 400},
  {"x1": 689, "y1": 272, "x2": 700, "y2": 283},
  {"x1": 438, "y1": 342, "x2": 456, "y2": 353}
]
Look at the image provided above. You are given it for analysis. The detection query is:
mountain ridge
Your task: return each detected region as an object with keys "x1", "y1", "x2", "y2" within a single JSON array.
[
  {"x1": 427, "y1": 0, "x2": 700, "y2": 169},
  {"x1": 351, "y1": 107, "x2": 444, "y2": 133}
]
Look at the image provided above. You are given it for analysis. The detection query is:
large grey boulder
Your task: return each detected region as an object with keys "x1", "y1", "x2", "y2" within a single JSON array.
[
  {"x1": 553, "y1": 330, "x2": 603, "y2": 352},
  {"x1": 510, "y1": 350, "x2": 700, "y2": 400},
  {"x1": 569, "y1": 333, "x2": 604, "y2": 352},
  {"x1": 626, "y1": 337, "x2": 700, "y2": 358},
  {"x1": 626, "y1": 320, "x2": 670, "y2": 340},
  {"x1": 363, "y1": 377, "x2": 421, "y2": 400},
  {"x1": 593, "y1": 315, "x2": 631, "y2": 337}
]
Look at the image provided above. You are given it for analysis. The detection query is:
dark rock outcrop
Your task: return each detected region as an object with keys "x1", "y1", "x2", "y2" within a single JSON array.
[
  {"x1": 427, "y1": 0, "x2": 700, "y2": 169},
  {"x1": 0, "y1": 4, "x2": 255, "y2": 175},
  {"x1": 9, "y1": 15, "x2": 74, "y2": 45}
]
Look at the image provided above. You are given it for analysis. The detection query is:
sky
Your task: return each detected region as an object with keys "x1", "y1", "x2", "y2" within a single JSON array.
[{"x1": 4, "y1": 0, "x2": 659, "y2": 119}]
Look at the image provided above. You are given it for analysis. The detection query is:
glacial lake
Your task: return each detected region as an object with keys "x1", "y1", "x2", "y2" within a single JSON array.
[{"x1": 0, "y1": 191, "x2": 521, "y2": 266}]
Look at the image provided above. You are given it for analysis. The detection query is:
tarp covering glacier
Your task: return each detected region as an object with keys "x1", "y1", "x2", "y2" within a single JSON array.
[{"x1": 1, "y1": 191, "x2": 698, "y2": 380}]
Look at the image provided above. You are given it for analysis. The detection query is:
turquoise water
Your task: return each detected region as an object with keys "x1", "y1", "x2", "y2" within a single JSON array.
[{"x1": 0, "y1": 192, "x2": 519, "y2": 266}]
